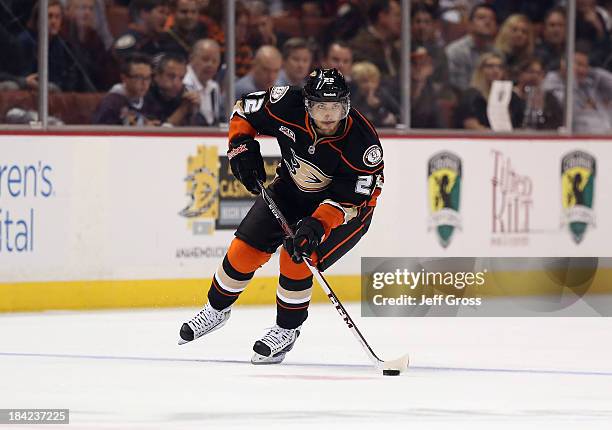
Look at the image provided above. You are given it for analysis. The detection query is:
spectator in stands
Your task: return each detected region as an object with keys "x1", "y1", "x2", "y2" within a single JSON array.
[
  {"x1": 92, "y1": 0, "x2": 114, "y2": 50},
  {"x1": 494, "y1": 14, "x2": 535, "y2": 82},
  {"x1": 321, "y1": 41, "x2": 357, "y2": 95},
  {"x1": 513, "y1": 57, "x2": 563, "y2": 130},
  {"x1": 62, "y1": 0, "x2": 115, "y2": 91},
  {"x1": 411, "y1": 3, "x2": 450, "y2": 93},
  {"x1": 543, "y1": 45, "x2": 612, "y2": 133},
  {"x1": 446, "y1": 3, "x2": 497, "y2": 92},
  {"x1": 534, "y1": 7, "x2": 566, "y2": 72},
  {"x1": 159, "y1": 0, "x2": 209, "y2": 57},
  {"x1": 0, "y1": 21, "x2": 26, "y2": 90},
  {"x1": 484, "y1": 0, "x2": 557, "y2": 24},
  {"x1": 300, "y1": 1, "x2": 323, "y2": 19},
  {"x1": 234, "y1": 45, "x2": 282, "y2": 99},
  {"x1": 235, "y1": 5, "x2": 254, "y2": 78},
  {"x1": 92, "y1": 53, "x2": 157, "y2": 125},
  {"x1": 113, "y1": 0, "x2": 170, "y2": 59},
  {"x1": 184, "y1": 39, "x2": 222, "y2": 126},
  {"x1": 455, "y1": 52, "x2": 523, "y2": 129},
  {"x1": 350, "y1": 0, "x2": 401, "y2": 80},
  {"x1": 351, "y1": 61, "x2": 400, "y2": 127},
  {"x1": 410, "y1": 46, "x2": 442, "y2": 128},
  {"x1": 246, "y1": 1, "x2": 284, "y2": 49},
  {"x1": 323, "y1": 0, "x2": 368, "y2": 46},
  {"x1": 17, "y1": 0, "x2": 86, "y2": 92},
  {"x1": 576, "y1": 0, "x2": 611, "y2": 67},
  {"x1": 145, "y1": 52, "x2": 201, "y2": 126},
  {"x1": 275, "y1": 38, "x2": 314, "y2": 87}
]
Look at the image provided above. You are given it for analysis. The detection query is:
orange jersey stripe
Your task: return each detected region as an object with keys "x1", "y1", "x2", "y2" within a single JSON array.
[
  {"x1": 266, "y1": 106, "x2": 309, "y2": 134},
  {"x1": 228, "y1": 115, "x2": 257, "y2": 143},
  {"x1": 312, "y1": 204, "x2": 345, "y2": 238}
]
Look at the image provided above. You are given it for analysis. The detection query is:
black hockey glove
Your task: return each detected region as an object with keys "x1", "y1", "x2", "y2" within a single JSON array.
[
  {"x1": 227, "y1": 135, "x2": 265, "y2": 195},
  {"x1": 284, "y1": 217, "x2": 325, "y2": 264}
]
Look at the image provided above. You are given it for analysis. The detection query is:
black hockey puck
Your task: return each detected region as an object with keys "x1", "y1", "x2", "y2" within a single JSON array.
[{"x1": 382, "y1": 369, "x2": 401, "y2": 376}]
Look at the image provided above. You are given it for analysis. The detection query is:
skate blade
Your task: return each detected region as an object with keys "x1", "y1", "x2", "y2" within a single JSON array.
[{"x1": 251, "y1": 352, "x2": 286, "y2": 365}]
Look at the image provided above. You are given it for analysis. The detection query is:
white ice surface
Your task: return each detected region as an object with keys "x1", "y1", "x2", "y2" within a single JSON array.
[{"x1": 1, "y1": 304, "x2": 612, "y2": 429}]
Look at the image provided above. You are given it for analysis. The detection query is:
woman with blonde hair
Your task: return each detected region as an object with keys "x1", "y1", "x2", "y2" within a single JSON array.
[
  {"x1": 455, "y1": 52, "x2": 523, "y2": 130},
  {"x1": 351, "y1": 61, "x2": 400, "y2": 127},
  {"x1": 494, "y1": 14, "x2": 535, "y2": 81}
]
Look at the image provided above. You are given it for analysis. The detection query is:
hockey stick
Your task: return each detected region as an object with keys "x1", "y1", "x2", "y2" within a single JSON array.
[{"x1": 257, "y1": 180, "x2": 409, "y2": 374}]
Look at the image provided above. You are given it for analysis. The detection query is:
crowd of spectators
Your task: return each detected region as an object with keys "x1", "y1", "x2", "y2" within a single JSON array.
[{"x1": 0, "y1": 0, "x2": 611, "y2": 133}]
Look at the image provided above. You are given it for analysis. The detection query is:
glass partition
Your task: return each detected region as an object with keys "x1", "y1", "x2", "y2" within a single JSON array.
[
  {"x1": 1, "y1": 0, "x2": 41, "y2": 126},
  {"x1": 2, "y1": 0, "x2": 611, "y2": 135},
  {"x1": 422, "y1": 1, "x2": 568, "y2": 132}
]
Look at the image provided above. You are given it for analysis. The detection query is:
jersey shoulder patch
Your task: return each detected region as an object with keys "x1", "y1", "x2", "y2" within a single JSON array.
[
  {"x1": 265, "y1": 86, "x2": 307, "y2": 120},
  {"x1": 362, "y1": 144, "x2": 383, "y2": 168},
  {"x1": 269, "y1": 86, "x2": 290, "y2": 103}
]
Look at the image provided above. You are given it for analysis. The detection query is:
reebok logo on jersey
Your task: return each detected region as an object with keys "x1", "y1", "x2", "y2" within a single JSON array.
[
  {"x1": 227, "y1": 144, "x2": 248, "y2": 160},
  {"x1": 279, "y1": 126, "x2": 296, "y2": 142},
  {"x1": 363, "y1": 145, "x2": 383, "y2": 167},
  {"x1": 270, "y1": 86, "x2": 290, "y2": 103}
]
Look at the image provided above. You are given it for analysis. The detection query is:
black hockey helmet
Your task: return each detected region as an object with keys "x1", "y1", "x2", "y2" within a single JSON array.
[{"x1": 303, "y1": 68, "x2": 351, "y2": 120}]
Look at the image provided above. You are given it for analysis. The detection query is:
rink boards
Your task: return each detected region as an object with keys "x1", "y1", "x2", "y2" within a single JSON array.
[{"x1": 1, "y1": 134, "x2": 612, "y2": 311}]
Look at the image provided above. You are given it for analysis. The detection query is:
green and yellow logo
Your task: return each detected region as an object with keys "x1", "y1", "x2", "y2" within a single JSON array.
[
  {"x1": 179, "y1": 145, "x2": 220, "y2": 235},
  {"x1": 561, "y1": 151, "x2": 596, "y2": 244},
  {"x1": 428, "y1": 152, "x2": 462, "y2": 248}
]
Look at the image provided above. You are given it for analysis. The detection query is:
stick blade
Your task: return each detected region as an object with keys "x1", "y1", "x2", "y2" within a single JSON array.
[{"x1": 381, "y1": 354, "x2": 410, "y2": 374}]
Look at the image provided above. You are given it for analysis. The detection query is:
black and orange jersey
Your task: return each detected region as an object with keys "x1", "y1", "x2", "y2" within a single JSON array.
[{"x1": 229, "y1": 86, "x2": 384, "y2": 236}]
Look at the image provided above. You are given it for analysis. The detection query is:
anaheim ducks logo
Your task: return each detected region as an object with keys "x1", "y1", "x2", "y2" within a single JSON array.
[
  {"x1": 284, "y1": 148, "x2": 332, "y2": 192},
  {"x1": 179, "y1": 146, "x2": 219, "y2": 236}
]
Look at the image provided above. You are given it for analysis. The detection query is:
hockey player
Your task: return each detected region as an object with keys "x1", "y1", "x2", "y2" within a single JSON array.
[{"x1": 178, "y1": 68, "x2": 383, "y2": 364}]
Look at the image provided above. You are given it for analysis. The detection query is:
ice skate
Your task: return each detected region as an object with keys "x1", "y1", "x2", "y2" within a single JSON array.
[
  {"x1": 178, "y1": 303, "x2": 231, "y2": 345},
  {"x1": 251, "y1": 325, "x2": 301, "y2": 364}
]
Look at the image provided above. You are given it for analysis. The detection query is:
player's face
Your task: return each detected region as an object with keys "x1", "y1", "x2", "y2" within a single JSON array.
[
  {"x1": 308, "y1": 101, "x2": 345, "y2": 135},
  {"x1": 175, "y1": 0, "x2": 199, "y2": 32}
]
